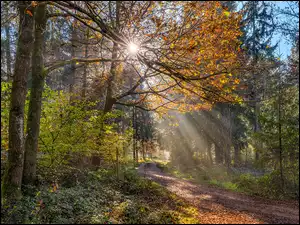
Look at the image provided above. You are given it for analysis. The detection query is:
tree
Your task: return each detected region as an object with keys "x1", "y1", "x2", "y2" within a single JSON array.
[
  {"x1": 23, "y1": 2, "x2": 47, "y2": 185},
  {"x1": 240, "y1": 1, "x2": 278, "y2": 161},
  {"x1": 2, "y1": 1, "x2": 34, "y2": 202},
  {"x1": 49, "y1": 1, "x2": 244, "y2": 114},
  {"x1": 275, "y1": 1, "x2": 299, "y2": 44}
]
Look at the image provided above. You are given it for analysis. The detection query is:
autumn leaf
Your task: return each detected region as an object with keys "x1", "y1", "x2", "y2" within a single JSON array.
[
  {"x1": 223, "y1": 11, "x2": 230, "y2": 17},
  {"x1": 95, "y1": 33, "x2": 102, "y2": 38},
  {"x1": 234, "y1": 78, "x2": 240, "y2": 84},
  {"x1": 26, "y1": 9, "x2": 33, "y2": 17}
]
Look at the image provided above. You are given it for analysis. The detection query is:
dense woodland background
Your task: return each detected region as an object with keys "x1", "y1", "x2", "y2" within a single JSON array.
[{"x1": 1, "y1": 1, "x2": 299, "y2": 224}]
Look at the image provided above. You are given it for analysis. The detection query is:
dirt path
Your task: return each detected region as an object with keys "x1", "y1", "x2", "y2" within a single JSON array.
[{"x1": 138, "y1": 163, "x2": 299, "y2": 224}]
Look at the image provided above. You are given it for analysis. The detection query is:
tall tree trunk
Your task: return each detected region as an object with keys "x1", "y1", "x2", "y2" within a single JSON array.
[
  {"x1": 82, "y1": 28, "x2": 89, "y2": 99},
  {"x1": 254, "y1": 103, "x2": 261, "y2": 161},
  {"x1": 225, "y1": 105, "x2": 232, "y2": 169},
  {"x1": 103, "y1": 41, "x2": 118, "y2": 113},
  {"x1": 234, "y1": 143, "x2": 241, "y2": 166},
  {"x1": 132, "y1": 106, "x2": 136, "y2": 162},
  {"x1": 215, "y1": 142, "x2": 223, "y2": 164},
  {"x1": 5, "y1": 25, "x2": 12, "y2": 80},
  {"x1": 2, "y1": 1, "x2": 34, "y2": 202},
  {"x1": 23, "y1": 3, "x2": 47, "y2": 185},
  {"x1": 207, "y1": 140, "x2": 213, "y2": 165},
  {"x1": 69, "y1": 24, "x2": 76, "y2": 102},
  {"x1": 251, "y1": 1, "x2": 261, "y2": 161},
  {"x1": 104, "y1": 1, "x2": 120, "y2": 113},
  {"x1": 142, "y1": 141, "x2": 145, "y2": 160},
  {"x1": 278, "y1": 72, "x2": 284, "y2": 192}
]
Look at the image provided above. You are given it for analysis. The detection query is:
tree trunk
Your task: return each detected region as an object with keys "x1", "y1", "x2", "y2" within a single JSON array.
[
  {"x1": 136, "y1": 142, "x2": 139, "y2": 164},
  {"x1": 142, "y1": 140, "x2": 145, "y2": 160},
  {"x1": 69, "y1": 24, "x2": 76, "y2": 102},
  {"x1": 225, "y1": 105, "x2": 232, "y2": 169},
  {"x1": 116, "y1": 146, "x2": 119, "y2": 180},
  {"x1": 2, "y1": 1, "x2": 34, "y2": 202},
  {"x1": 234, "y1": 144, "x2": 241, "y2": 166},
  {"x1": 215, "y1": 142, "x2": 223, "y2": 164},
  {"x1": 103, "y1": 40, "x2": 118, "y2": 113},
  {"x1": 207, "y1": 140, "x2": 213, "y2": 165},
  {"x1": 251, "y1": 2, "x2": 261, "y2": 162},
  {"x1": 132, "y1": 106, "x2": 136, "y2": 162},
  {"x1": 23, "y1": 3, "x2": 47, "y2": 186},
  {"x1": 103, "y1": 1, "x2": 120, "y2": 113},
  {"x1": 278, "y1": 73, "x2": 284, "y2": 192},
  {"x1": 82, "y1": 28, "x2": 89, "y2": 99},
  {"x1": 254, "y1": 103, "x2": 261, "y2": 161},
  {"x1": 5, "y1": 25, "x2": 12, "y2": 80}
]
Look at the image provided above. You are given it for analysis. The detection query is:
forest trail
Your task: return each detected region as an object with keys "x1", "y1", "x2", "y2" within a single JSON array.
[{"x1": 138, "y1": 163, "x2": 299, "y2": 224}]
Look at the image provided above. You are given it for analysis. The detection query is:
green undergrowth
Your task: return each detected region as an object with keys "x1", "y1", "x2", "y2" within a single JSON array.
[
  {"x1": 1, "y1": 165, "x2": 201, "y2": 224},
  {"x1": 155, "y1": 161, "x2": 298, "y2": 200}
]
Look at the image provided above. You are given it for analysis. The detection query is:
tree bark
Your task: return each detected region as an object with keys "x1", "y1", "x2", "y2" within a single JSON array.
[
  {"x1": 215, "y1": 142, "x2": 223, "y2": 164},
  {"x1": 82, "y1": 28, "x2": 89, "y2": 99},
  {"x1": 132, "y1": 106, "x2": 136, "y2": 162},
  {"x1": 23, "y1": 3, "x2": 47, "y2": 185},
  {"x1": 69, "y1": 24, "x2": 76, "y2": 102},
  {"x1": 234, "y1": 144, "x2": 241, "y2": 166},
  {"x1": 103, "y1": 1, "x2": 120, "y2": 113},
  {"x1": 2, "y1": 1, "x2": 34, "y2": 202},
  {"x1": 207, "y1": 140, "x2": 213, "y2": 165},
  {"x1": 103, "y1": 40, "x2": 118, "y2": 113},
  {"x1": 225, "y1": 105, "x2": 232, "y2": 169},
  {"x1": 142, "y1": 141, "x2": 145, "y2": 160},
  {"x1": 5, "y1": 25, "x2": 12, "y2": 80},
  {"x1": 278, "y1": 72, "x2": 284, "y2": 192}
]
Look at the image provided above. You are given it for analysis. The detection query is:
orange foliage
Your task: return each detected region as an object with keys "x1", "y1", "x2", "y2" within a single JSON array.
[{"x1": 149, "y1": 1, "x2": 243, "y2": 113}]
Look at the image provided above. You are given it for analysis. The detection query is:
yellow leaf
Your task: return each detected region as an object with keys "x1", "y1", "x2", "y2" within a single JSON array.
[
  {"x1": 95, "y1": 33, "x2": 102, "y2": 38},
  {"x1": 224, "y1": 11, "x2": 230, "y2": 17},
  {"x1": 170, "y1": 43, "x2": 175, "y2": 49}
]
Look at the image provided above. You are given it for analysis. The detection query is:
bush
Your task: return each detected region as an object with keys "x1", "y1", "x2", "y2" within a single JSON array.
[
  {"x1": 234, "y1": 173, "x2": 258, "y2": 194},
  {"x1": 233, "y1": 171, "x2": 296, "y2": 199}
]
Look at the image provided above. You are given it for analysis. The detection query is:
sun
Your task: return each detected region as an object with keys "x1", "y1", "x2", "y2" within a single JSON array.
[{"x1": 128, "y1": 42, "x2": 139, "y2": 54}]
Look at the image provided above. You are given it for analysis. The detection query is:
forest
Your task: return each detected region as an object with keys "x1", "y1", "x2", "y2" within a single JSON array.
[{"x1": 1, "y1": 1, "x2": 299, "y2": 224}]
